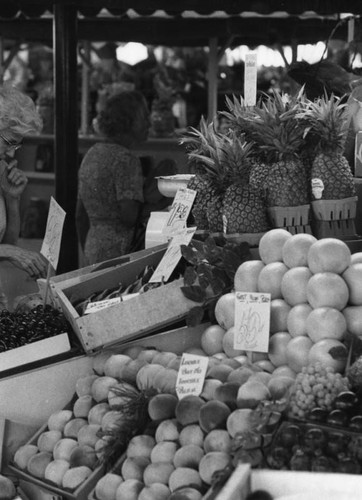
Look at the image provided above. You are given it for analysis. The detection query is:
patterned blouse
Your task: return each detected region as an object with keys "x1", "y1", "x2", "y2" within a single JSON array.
[{"x1": 77, "y1": 142, "x2": 144, "y2": 264}]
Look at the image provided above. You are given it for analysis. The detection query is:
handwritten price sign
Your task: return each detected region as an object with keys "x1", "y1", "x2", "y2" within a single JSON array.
[
  {"x1": 176, "y1": 353, "x2": 209, "y2": 400},
  {"x1": 163, "y1": 188, "x2": 196, "y2": 237},
  {"x1": 41, "y1": 197, "x2": 66, "y2": 270},
  {"x1": 234, "y1": 292, "x2": 271, "y2": 352},
  {"x1": 244, "y1": 53, "x2": 257, "y2": 107}
]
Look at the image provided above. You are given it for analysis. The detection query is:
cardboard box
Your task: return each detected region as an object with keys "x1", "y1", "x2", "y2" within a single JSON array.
[
  {"x1": 56, "y1": 247, "x2": 198, "y2": 353},
  {"x1": 0, "y1": 333, "x2": 71, "y2": 374},
  {"x1": 37, "y1": 244, "x2": 168, "y2": 311}
]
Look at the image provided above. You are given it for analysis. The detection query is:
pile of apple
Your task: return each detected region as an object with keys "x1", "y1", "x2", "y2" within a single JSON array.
[{"x1": 11, "y1": 336, "x2": 289, "y2": 497}]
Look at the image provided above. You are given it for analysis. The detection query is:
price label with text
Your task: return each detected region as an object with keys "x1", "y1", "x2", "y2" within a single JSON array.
[
  {"x1": 84, "y1": 297, "x2": 121, "y2": 314},
  {"x1": 234, "y1": 292, "x2": 271, "y2": 352},
  {"x1": 244, "y1": 53, "x2": 257, "y2": 107},
  {"x1": 162, "y1": 188, "x2": 196, "y2": 237},
  {"x1": 41, "y1": 196, "x2": 66, "y2": 271},
  {"x1": 149, "y1": 227, "x2": 196, "y2": 283},
  {"x1": 176, "y1": 353, "x2": 209, "y2": 400}
]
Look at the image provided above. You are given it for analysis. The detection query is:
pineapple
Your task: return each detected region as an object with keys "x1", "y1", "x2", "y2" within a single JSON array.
[
  {"x1": 225, "y1": 90, "x2": 310, "y2": 208},
  {"x1": 180, "y1": 118, "x2": 231, "y2": 231},
  {"x1": 221, "y1": 135, "x2": 270, "y2": 234},
  {"x1": 298, "y1": 92, "x2": 356, "y2": 201}
]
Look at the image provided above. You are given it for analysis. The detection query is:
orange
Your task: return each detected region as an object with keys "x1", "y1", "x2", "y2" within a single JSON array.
[
  {"x1": 234, "y1": 260, "x2": 265, "y2": 292},
  {"x1": 306, "y1": 307, "x2": 347, "y2": 343},
  {"x1": 268, "y1": 332, "x2": 292, "y2": 367},
  {"x1": 270, "y1": 299, "x2": 291, "y2": 334},
  {"x1": 351, "y1": 252, "x2": 362, "y2": 264},
  {"x1": 281, "y1": 266, "x2": 313, "y2": 306},
  {"x1": 342, "y1": 263, "x2": 362, "y2": 306},
  {"x1": 282, "y1": 233, "x2": 317, "y2": 268},
  {"x1": 222, "y1": 327, "x2": 246, "y2": 358},
  {"x1": 214, "y1": 292, "x2": 235, "y2": 330},
  {"x1": 258, "y1": 229, "x2": 292, "y2": 264},
  {"x1": 306, "y1": 272, "x2": 349, "y2": 310},
  {"x1": 257, "y1": 262, "x2": 289, "y2": 300},
  {"x1": 285, "y1": 336, "x2": 313, "y2": 373},
  {"x1": 307, "y1": 339, "x2": 347, "y2": 372},
  {"x1": 342, "y1": 305, "x2": 362, "y2": 337},
  {"x1": 200, "y1": 325, "x2": 226, "y2": 356},
  {"x1": 286, "y1": 303, "x2": 312, "y2": 337},
  {"x1": 307, "y1": 238, "x2": 351, "y2": 274}
]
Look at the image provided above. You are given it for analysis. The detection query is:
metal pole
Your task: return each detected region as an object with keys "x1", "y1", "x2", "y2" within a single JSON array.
[
  {"x1": 207, "y1": 37, "x2": 218, "y2": 123},
  {"x1": 53, "y1": 3, "x2": 79, "y2": 273}
]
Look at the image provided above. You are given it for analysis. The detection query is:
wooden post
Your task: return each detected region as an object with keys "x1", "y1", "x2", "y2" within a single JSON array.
[
  {"x1": 207, "y1": 37, "x2": 218, "y2": 123},
  {"x1": 53, "y1": 3, "x2": 79, "y2": 273}
]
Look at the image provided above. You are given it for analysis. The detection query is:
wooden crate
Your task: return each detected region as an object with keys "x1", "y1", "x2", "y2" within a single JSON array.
[
  {"x1": 56, "y1": 247, "x2": 198, "y2": 353},
  {"x1": 37, "y1": 244, "x2": 167, "y2": 311}
]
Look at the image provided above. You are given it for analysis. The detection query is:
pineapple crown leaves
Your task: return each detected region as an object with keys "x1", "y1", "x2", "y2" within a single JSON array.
[
  {"x1": 180, "y1": 235, "x2": 252, "y2": 326},
  {"x1": 296, "y1": 91, "x2": 350, "y2": 152}
]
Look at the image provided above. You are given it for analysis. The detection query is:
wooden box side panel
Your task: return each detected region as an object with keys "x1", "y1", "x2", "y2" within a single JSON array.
[{"x1": 77, "y1": 279, "x2": 196, "y2": 351}]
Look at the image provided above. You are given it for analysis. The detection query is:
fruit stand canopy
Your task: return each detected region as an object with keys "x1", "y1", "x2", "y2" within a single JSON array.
[{"x1": 0, "y1": 1, "x2": 361, "y2": 46}]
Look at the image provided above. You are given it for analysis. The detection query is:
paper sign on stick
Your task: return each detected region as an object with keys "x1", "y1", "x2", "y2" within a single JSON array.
[
  {"x1": 162, "y1": 188, "x2": 196, "y2": 237},
  {"x1": 244, "y1": 53, "x2": 257, "y2": 107},
  {"x1": 84, "y1": 297, "x2": 121, "y2": 314},
  {"x1": 40, "y1": 196, "x2": 66, "y2": 270},
  {"x1": 176, "y1": 353, "x2": 209, "y2": 400},
  {"x1": 149, "y1": 227, "x2": 196, "y2": 283},
  {"x1": 234, "y1": 292, "x2": 271, "y2": 352}
]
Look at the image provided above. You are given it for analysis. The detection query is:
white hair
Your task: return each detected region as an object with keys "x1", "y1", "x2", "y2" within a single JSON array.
[{"x1": 0, "y1": 84, "x2": 43, "y2": 135}]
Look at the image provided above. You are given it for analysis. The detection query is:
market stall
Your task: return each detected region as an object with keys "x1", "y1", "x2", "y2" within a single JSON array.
[{"x1": 1, "y1": 2, "x2": 362, "y2": 499}]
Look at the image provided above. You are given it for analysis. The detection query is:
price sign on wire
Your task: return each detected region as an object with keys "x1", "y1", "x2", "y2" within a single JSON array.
[
  {"x1": 234, "y1": 292, "x2": 271, "y2": 353},
  {"x1": 244, "y1": 53, "x2": 257, "y2": 107},
  {"x1": 149, "y1": 227, "x2": 196, "y2": 283},
  {"x1": 162, "y1": 188, "x2": 196, "y2": 238},
  {"x1": 40, "y1": 197, "x2": 66, "y2": 306}
]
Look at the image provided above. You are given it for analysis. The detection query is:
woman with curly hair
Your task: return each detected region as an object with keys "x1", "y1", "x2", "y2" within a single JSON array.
[
  {"x1": 76, "y1": 90, "x2": 150, "y2": 264},
  {"x1": 0, "y1": 84, "x2": 47, "y2": 283}
]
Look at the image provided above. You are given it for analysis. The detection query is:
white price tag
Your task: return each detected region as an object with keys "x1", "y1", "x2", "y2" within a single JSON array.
[
  {"x1": 234, "y1": 292, "x2": 271, "y2": 352},
  {"x1": 84, "y1": 296, "x2": 121, "y2": 314},
  {"x1": 176, "y1": 353, "x2": 209, "y2": 400},
  {"x1": 244, "y1": 53, "x2": 258, "y2": 107},
  {"x1": 149, "y1": 227, "x2": 196, "y2": 283},
  {"x1": 162, "y1": 188, "x2": 196, "y2": 237},
  {"x1": 40, "y1": 197, "x2": 66, "y2": 271}
]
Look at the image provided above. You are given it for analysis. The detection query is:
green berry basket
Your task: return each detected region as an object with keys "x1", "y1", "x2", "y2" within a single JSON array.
[
  {"x1": 311, "y1": 196, "x2": 358, "y2": 221},
  {"x1": 267, "y1": 205, "x2": 311, "y2": 228}
]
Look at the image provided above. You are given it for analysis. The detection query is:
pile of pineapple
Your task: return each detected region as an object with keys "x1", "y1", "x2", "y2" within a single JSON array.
[{"x1": 181, "y1": 89, "x2": 356, "y2": 236}]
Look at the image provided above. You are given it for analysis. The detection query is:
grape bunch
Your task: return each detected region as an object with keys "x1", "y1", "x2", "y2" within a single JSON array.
[{"x1": 288, "y1": 363, "x2": 350, "y2": 420}]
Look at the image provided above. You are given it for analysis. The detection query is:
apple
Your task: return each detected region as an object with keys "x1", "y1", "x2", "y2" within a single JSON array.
[
  {"x1": 104, "y1": 354, "x2": 132, "y2": 378},
  {"x1": 27, "y1": 452, "x2": 53, "y2": 479},
  {"x1": 37, "y1": 430, "x2": 62, "y2": 453},
  {"x1": 0, "y1": 475, "x2": 16, "y2": 499},
  {"x1": 47, "y1": 410, "x2": 73, "y2": 432},
  {"x1": 77, "y1": 424, "x2": 101, "y2": 447},
  {"x1": 13, "y1": 444, "x2": 39, "y2": 470},
  {"x1": 91, "y1": 376, "x2": 118, "y2": 403},
  {"x1": 69, "y1": 445, "x2": 98, "y2": 469},
  {"x1": 62, "y1": 466, "x2": 93, "y2": 491},
  {"x1": 92, "y1": 351, "x2": 113, "y2": 375},
  {"x1": 75, "y1": 374, "x2": 99, "y2": 397},
  {"x1": 53, "y1": 438, "x2": 79, "y2": 461},
  {"x1": 73, "y1": 395, "x2": 94, "y2": 418},
  {"x1": 268, "y1": 332, "x2": 292, "y2": 367},
  {"x1": 95, "y1": 473, "x2": 123, "y2": 500},
  {"x1": 64, "y1": 418, "x2": 88, "y2": 438},
  {"x1": 155, "y1": 419, "x2": 179, "y2": 442},
  {"x1": 101, "y1": 410, "x2": 123, "y2": 432},
  {"x1": 115, "y1": 478, "x2": 143, "y2": 500},
  {"x1": 44, "y1": 459, "x2": 70, "y2": 486},
  {"x1": 88, "y1": 402, "x2": 110, "y2": 425},
  {"x1": 200, "y1": 379, "x2": 223, "y2": 401}
]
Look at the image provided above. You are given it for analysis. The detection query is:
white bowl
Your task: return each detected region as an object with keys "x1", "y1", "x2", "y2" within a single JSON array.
[{"x1": 156, "y1": 174, "x2": 195, "y2": 198}]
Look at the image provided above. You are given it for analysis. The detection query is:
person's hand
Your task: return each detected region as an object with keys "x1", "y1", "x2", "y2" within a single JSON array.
[
  {"x1": 9, "y1": 247, "x2": 47, "y2": 279},
  {"x1": 1, "y1": 159, "x2": 28, "y2": 198}
]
